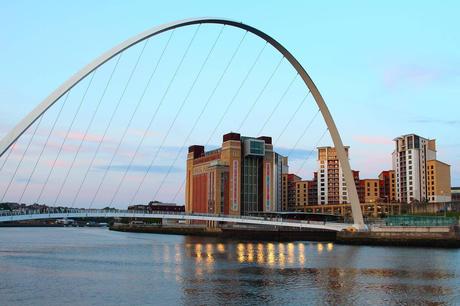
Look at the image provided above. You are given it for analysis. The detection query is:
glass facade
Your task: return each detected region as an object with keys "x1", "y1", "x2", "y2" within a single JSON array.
[
  {"x1": 250, "y1": 140, "x2": 264, "y2": 155},
  {"x1": 242, "y1": 157, "x2": 260, "y2": 213},
  {"x1": 243, "y1": 138, "x2": 265, "y2": 157}
]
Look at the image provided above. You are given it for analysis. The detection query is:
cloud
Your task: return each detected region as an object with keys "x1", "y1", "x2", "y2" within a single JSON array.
[
  {"x1": 94, "y1": 164, "x2": 183, "y2": 173},
  {"x1": 274, "y1": 147, "x2": 315, "y2": 160},
  {"x1": 351, "y1": 149, "x2": 392, "y2": 179},
  {"x1": 353, "y1": 135, "x2": 393, "y2": 145},
  {"x1": 56, "y1": 131, "x2": 107, "y2": 142},
  {"x1": 382, "y1": 64, "x2": 459, "y2": 89},
  {"x1": 412, "y1": 118, "x2": 460, "y2": 126},
  {"x1": 127, "y1": 128, "x2": 159, "y2": 139}
]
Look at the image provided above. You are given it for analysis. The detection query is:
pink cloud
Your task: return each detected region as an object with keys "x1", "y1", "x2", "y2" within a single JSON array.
[
  {"x1": 351, "y1": 149, "x2": 392, "y2": 179},
  {"x1": 46, "y1": 159, "x2": 72, "y2": 168},
  {"x1": 128, "y1": 128, "x2": 158, "y2": 139},
  {"x1": 54, "y1": 130, "x2": 107, "y2": 143},
  {"x1": 353, "y1": 135, "x2": 393, "y2": 145}
]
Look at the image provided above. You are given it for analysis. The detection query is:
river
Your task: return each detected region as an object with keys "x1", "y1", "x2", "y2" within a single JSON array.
[{"x1": 0, "y1": 227, "x2": 459, "y2": 305}]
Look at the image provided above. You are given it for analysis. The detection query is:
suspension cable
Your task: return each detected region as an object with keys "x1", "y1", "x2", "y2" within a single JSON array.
[
  {"x1": 35, "y1": 71, "x2": 96, "y2": 206},
  {"x1": 17, "y1": 92, "x2": 71, "y2": 204},
  {"x1": 0, "y1": 143, "x2": 14, "y2": 172},
  {"x1": 172, "y1": 42, "x2": 268, "y2": 203},
  {"x1": 69, "y1": 44, "x2": 149, "y2": 208},
  {"x1": 257, "y1": 73, "x2": 298, "y2": 136},
  {"x1": 85, "y1": 38, "x2": 151, "y2": 209},
  {"x1": 55, "y1": 42, "x2": 148, "y2": 208},
  {"x1": 1, "y1": 115, "x2": 44, "y2": 202},
  {"x1": 285, "y1": 109, "x2": 321, "y2": 159},
  {"x1": 204, "y1": 42, "x2": 267, "y2": 146},
  {"x1": 274, "y1": 91, "x2": 311, "y2": 143},
  {"x1": 50, "y1": 72, "x2": 101, "y2": 206},
  {"x1": 127, "y1": 25, "x2": 216, "y2": 206},
  {"x1": 152, "y1": 29, "x2": 248, "y2": 202},
  {"x1": 237, "y1": 55, "x2": 284, "y2": 131},
  {"x1": 109, "y1": 25, "x2": 227, "y2": 206},
  {"x1": 51, "y1": 50, "x2": 139, "y2": 208},
  {"x1": 81, "y1": 30, "x2": 178, "y2": 208},
  {"x1": 110, "y1": 24, "x2": 202, "y2": 205},
  {"x1": 70, "y1": 34, "x2": 172, "y2": 209},
  {"x1": 295, "y1": 127, "x2": 329, "y2": 175}
]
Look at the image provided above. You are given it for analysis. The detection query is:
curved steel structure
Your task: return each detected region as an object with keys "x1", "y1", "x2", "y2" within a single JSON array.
[
  {"x1": 0, "y1": 17, "x2": 365, "y2": 228},
  {"x1": 0, "y1": 210, "x2": 350, "y2": 232}
]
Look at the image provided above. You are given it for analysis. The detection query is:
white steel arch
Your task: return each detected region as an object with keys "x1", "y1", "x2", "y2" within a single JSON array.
[{"x1": 0, "y1": 17, "x2": 365, "y2": 228}]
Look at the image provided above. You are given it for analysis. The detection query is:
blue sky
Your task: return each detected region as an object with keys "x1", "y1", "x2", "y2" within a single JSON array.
[{"x1": 0, "y1": 1, "x2": 459, "y2": 207}]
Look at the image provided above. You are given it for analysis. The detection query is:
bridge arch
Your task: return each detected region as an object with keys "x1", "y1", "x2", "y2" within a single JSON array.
[{"x1": 0, "y1": 17, "x2": 365, "y2": 228}]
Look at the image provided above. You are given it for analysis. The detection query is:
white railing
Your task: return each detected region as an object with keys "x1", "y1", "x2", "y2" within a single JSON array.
[{"x1": 0, "y1": 209, "x2": 350, "y2": 231}]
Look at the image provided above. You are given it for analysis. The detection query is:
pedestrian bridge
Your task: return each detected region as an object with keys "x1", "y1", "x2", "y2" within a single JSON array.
[{"x1": 0, "y1": 210, "x2": 351, "y2": 232}]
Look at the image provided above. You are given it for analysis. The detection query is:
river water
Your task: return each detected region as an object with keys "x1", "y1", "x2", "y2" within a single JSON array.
[{"x1": 0, "y1": 227, "x2": 459, "y2": 305}]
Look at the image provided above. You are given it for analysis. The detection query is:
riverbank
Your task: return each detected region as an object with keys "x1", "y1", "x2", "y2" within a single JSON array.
[
  {"x1": 110, "y1": 223, "x2": 460, "y2": 247},
  {"x1": 109, "y1": 223, "x2": 336, "y2": 241},
  {"x1": 337, "y1": 225, "x2": 460, "y2": 248},
  {"x1": 110, "y1": 223, "x2": 222, "y2": 237}
]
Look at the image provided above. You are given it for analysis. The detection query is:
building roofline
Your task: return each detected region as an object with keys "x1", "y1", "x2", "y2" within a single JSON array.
[
  {"x1": 393, "y1": 133, "x2": 434, "y2": 141},
  {"x1": 427, "y1": 159, "x2": 451, "y2": 167}
]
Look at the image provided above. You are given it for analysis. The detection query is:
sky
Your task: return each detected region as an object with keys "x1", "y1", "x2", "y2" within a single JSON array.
[{"x1": 0, "y1": 1, "x2": 459, "y2": 207}]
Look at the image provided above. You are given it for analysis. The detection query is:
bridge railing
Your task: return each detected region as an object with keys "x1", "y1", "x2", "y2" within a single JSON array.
[{"x1": 0, "y1": 209, "x2": 348, "y2": 227}]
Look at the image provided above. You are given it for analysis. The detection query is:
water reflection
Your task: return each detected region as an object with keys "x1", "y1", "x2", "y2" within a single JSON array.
[
  {"x1": 180, "y1": 237, "x2": 458, "y2": 305},
  {"x1": 257, "y1": 243, "x2": 264, "y2": 264},
  {"x1": 317, "y1": 242, "x2": 324, "y2": 254},
  {"x1": 1, "y1": 229, "x2": 458, "y2": 306},
  {"x1": 298, "y1": 242, "x2": 306, "y2": 265},
  {"x1": 183, "y1": 240, "x2": 330, "y2": 267}
]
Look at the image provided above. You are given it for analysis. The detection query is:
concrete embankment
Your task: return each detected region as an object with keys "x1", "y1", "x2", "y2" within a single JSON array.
[
  {"x1": 111, "y1": 223, "x2": 460, "y2": 247},
  {"x1": 110, "y1": 223, "x2": 336, "y2": 241},
  {"x1": 110, "y1": 223, "x2": 222, "y2": 237},
  {"x1": 337, "y1": 226, "x2": 460, "y2": 248}
]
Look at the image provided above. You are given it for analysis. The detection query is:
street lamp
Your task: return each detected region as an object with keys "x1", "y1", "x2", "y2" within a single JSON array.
[{"x1": 440, "y1": 190, "x2": 446, "y2": 217}]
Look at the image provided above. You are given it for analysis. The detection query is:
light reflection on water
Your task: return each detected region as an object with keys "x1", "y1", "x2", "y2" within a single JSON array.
[
  {"x1": 191, "y1": 240, "x2": 319, "y2": 267},
  {"x1": 0, "y1": 228, "x2": 459, "y2": 306}
]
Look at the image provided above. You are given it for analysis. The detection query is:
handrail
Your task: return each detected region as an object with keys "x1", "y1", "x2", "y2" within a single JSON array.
[{"x1": 0, "y1": 208, "x2": 349, "y2": 228}]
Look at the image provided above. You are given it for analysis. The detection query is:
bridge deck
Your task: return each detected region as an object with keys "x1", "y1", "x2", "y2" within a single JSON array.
[{"x1": 0, "y1": 210, "x2": 350, "y2": 231}]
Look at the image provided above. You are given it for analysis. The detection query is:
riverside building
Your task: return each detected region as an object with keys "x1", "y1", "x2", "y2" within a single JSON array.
[
  {"x1": 185, "y1": 132, "x2": 288, "y2": 216},
  {"x1": 360, "y1": 179, "x2": 380, "y2": 203},
  {"x1": 378, "y1": 170, "x2": 396, "y2": 203},
  {"x1": 317, "y1": 146, "x2": 360, "y2": 205},
  {"x1": 392, "y1": 134, "x2": 451, "y2": 203}
]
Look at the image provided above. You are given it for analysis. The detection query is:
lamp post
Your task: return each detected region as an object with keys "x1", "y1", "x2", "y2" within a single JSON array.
[{"x1": 440, "y1": 190, "x2": 446, "y2": 217}]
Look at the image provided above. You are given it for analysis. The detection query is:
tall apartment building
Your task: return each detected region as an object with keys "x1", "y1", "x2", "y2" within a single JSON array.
[
  {"x1": 378, "y1": 170, "x2": 396, "y2": 202},
  {"x1": 392, "y1": 134, "x2": 451, "y2": 203},
  {"x1": 185, "y1": 132, "x2": 287, "y2": 216},
  {"x1": 317, "y1": 146, "x2": 360, "y2": 204}
]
